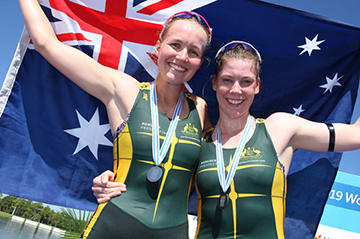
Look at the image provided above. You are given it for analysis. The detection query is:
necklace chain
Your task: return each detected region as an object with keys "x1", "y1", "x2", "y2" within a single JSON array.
[{"x1": 157, "y1": 99, "x2": 179, "y2": 116}]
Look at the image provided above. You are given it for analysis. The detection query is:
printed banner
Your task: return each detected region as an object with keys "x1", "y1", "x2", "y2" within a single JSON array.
[{"x1": 316, "y1": 171, "x2": 360, "y2": 239}]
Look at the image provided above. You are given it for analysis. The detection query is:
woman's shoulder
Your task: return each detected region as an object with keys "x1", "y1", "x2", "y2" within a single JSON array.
[
  {"x1": 264, "y1": 112, "x2": 301, "y2": 136},
  {"x1": 265, "y1": 112, "x2": 296, "y2": 124},
  {"x1": 187, "y1": 93, "x2": 208, "y2": 115}
]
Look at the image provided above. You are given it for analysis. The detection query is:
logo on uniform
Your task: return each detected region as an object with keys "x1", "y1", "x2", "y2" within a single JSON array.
[
  {"x1": 182, "y1": 123, "x2": 199, "y2": 137},
  {"x1": 241, "y1": 147, "x2": 262, "y2": 160}
]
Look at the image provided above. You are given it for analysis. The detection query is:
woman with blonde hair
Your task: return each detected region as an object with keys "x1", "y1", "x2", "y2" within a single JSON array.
[{"x1": 18, "y1": 0, "x2": 212, "y2": 237}]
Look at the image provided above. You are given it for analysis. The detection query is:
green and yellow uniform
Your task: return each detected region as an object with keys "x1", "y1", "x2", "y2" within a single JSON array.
[
  {"x1": 195, "y1": 119, "x2": 287, "y2": 239},
  {"x1": 82, "y1": 82, "x2": 202, "y2": 239}
]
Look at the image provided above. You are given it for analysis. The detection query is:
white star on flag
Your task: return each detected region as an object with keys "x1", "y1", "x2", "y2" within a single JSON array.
[
  {"x1": 293, "y1": 105, "x2": 305, "y2": 116},
  {"x1": 320, "y1": 73, "x2": 343, "y2": 94},
  {"x1": 298, "y1": 34, "x2": 325, "y2": 56},
  {"x1": 64, "y1": 108, "x2": 113, "y2": 160}
]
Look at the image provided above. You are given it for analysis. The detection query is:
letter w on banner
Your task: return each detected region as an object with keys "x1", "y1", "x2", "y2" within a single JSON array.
[{"x1": 1, "y1": 0, "x2": 360, "y2": 238}]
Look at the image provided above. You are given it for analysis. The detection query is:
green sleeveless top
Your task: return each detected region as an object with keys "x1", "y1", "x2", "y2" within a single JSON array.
[
  {"x1": 195, "y1": 119, "x2": 287, "y2": 239},
  {"x1": 82, "y1": 82, "x2": 202, "y2": 239}
]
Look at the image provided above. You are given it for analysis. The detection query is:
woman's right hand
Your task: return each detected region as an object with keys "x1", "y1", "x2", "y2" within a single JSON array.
[{"x1": 92, "y1": 170, "x2": 127, "y2": 204}]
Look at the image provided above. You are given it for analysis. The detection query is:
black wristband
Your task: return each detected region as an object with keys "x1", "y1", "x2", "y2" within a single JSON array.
[{"x1": 326, "y1": 123, "x2": 335, "y2": 152}]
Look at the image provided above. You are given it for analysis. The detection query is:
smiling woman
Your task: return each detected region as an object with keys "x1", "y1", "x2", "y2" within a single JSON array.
[
  {"x1": 194, "y1": 40, "x2": 360, "y2": 239},
  {"x1": 17, "y1": 0, "x2": 213, "y2": 238},
  {"x1": 212, "y1": 57, "x2": 259, "y2": 122}
]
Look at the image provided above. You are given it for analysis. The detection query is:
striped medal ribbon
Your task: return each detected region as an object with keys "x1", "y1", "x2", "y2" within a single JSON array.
[
  {"x1": 147, "y1": 81, "x2": 184, "y2": 182},
  {"x1": 215, "y1": 115, "x2": 253, "y2": 209}
]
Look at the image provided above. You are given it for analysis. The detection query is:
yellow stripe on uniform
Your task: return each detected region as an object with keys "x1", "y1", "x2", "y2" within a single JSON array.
[
  {"x1": 271, "y1": 162, "x2": 287, "y2": 239},
  {"x1": 114, "y1": 124, "x2": 133, "y2": 183}
]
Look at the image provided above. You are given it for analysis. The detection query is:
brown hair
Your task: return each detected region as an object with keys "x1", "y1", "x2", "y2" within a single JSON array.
[{"x1": 214, "y1": 44, "x2": 261, "y2": 79}]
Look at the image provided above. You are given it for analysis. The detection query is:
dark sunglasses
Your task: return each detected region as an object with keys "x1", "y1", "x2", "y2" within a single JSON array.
[
  {"x1": 164, "y1": 11, "x2": 212, "y2": 38},
  {"x1": 215, "y1": 41, "x2": 262, "y2": 63}
]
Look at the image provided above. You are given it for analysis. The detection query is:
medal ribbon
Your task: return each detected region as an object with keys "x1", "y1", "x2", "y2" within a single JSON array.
[
  {"x1": 150, "y1": 81, "x2": 184, "y2": 166},
  {"x1": 215, "y1": 115, "x2": 253, "y2": 193}
]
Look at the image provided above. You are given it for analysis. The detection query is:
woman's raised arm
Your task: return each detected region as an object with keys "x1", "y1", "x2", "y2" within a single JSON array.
[{"x1": 18, "y1": 0, "x2": 140, "y2": 126}]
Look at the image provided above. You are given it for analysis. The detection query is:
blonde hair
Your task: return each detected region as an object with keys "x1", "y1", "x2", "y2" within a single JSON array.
[{"x1": 159, "y1": 15, "x2": 211, "y2": 58}]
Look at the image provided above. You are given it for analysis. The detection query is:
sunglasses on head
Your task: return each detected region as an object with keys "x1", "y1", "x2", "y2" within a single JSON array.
[
  {"x1": 165, "y1": 11, "x2": 212, "y2": 38},
  {"x1": 215, "y1": 41, "x2": 262, "y2": 63}
]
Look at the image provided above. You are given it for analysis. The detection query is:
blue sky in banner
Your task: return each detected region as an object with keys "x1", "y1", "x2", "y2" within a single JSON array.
[{"x1": 1, "y1": 0, "x2": 360, "y2": 202}]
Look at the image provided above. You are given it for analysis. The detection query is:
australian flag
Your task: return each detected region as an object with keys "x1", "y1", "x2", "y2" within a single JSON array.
[{"x1": 1, "y1": 0, "x2": 360, "y2": 238}]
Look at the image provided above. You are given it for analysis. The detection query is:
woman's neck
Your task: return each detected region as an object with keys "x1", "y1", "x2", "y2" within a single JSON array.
[
  {"x1": 215, "y1": 114, "x2": 253, "y2": 148},
  {"x1": 218, "y1": 113, "x2": 250, "y2": 134},
  {"x1": 153, "y1": 79, "x2": 185, "y2": 117},
  {"x1": 154, "y1": 79, "x2": 183, "y2": 104}
]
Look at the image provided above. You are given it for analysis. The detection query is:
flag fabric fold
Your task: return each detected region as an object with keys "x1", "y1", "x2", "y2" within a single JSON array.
[{"x1": 1, "y1": 1, "x2": 360, "y2": 238}]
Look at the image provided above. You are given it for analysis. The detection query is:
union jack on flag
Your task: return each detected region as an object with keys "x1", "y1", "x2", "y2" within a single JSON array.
[{"x1": 1, "y1": 1, "x2": 360, "y2": 238}]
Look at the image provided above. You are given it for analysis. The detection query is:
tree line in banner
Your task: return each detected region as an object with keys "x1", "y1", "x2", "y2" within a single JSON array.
[{"x1": 0, "y1": 193, "x2": 91, "y2": 237}]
